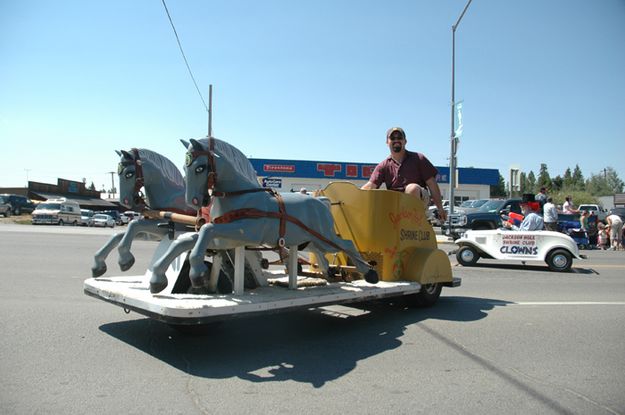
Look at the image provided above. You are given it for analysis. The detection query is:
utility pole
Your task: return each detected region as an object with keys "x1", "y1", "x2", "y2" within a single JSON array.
[
  {"x1": 208, "y1": 84, "x2": 213, "y2": 137},
  {"x1": 448, "y1": 0, "x2": 473, "y2": 234},
  {"x1": 108, "y1": 171, "x2": 115, "y2": 199}
]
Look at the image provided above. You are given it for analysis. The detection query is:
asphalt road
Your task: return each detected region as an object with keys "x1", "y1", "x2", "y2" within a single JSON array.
[{"x1": 1, "y1": 224, "x2": 624, "y2": 415}]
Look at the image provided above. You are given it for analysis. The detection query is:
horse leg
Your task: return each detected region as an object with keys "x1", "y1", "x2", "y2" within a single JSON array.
[
  {"x1": 150, "y1": 232, "x2": 198, "y2": 294},
  {"x1": 92, "y1": 232, "x2": 125, "y2": 277},
  {"x1": 316, "y1": 235, "x2": 378, "y2": 284},
  {"x1": 118, "y1": 219, "x2": 168, "y2": 272},
  {"x1": 188, "y1": 222, "x2": 262, "y2": 288},
  {"x1": 307, "y1": 244, "x2": 330, "y2": 277}
]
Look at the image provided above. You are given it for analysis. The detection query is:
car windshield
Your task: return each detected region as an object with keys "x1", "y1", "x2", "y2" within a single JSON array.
[
  {"x1": 38, "y1": 203, "x2": 61, "y2": 210},
  {"x1": 478, "y1": 200, "x2": 505, "y2": 213},
  {"x1": 0, "y1": 196, "x2": 6, "y2": 203},
  {"x1": 459, "y1": 200, "x2": 474, "y2": 208},
  {"x1": 473, "y1": 199, "x2": 488, "y2": 208}
]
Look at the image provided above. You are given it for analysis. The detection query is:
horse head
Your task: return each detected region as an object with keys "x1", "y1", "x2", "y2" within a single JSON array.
[
  {"x1": 182, "y1": 138, "x2": 212, "y2": 209},
  {"x1": 117, "y1": 149, "x2": 145, "y2": 209}
]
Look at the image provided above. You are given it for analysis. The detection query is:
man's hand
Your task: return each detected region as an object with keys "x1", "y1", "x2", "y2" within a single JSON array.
[{"x1": 438, "y1": 207, "x2": 448, "y2": 223}]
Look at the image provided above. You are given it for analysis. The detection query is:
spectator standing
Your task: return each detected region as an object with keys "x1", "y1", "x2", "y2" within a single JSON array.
[
  {"x1": 543, "y1": 197, "x2": 558, "y2": 231},
  {"x1": 535, "y1": 187, "x2": 547, "y2": 207},
  {"x1": 597, "y1": 224, "x2": 609, "y2": 250},
  {"x1": 579, "y1": 210, "x2": 590, "y2": 231},
  {"x1": 605, "y1": 213, "x2": 624, "y2": 250}
]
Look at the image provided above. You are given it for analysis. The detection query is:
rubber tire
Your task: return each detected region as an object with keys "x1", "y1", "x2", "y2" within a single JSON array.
[
  {"x1": 406, "y1": 283, "x2": 442, "y2": 308},
  {"x1": 58, "y1": 219, "x2": 64, "y2": 226},
  {"x1": 546, "y1": 249, "x2": 573, "y2": 272},
  {"x1": 456, "y1": 245, "x2": 479, "y2": 266}
]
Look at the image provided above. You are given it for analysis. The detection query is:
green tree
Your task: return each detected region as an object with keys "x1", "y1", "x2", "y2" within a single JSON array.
[
  {"x1": 551, "y1": 175, "x2": 563, "y2": 192},
  {"x1": 527, "y1": 171, "x2": 537, "y2": 194},
  {"x1": 563, "y1": 168, "x2": 573, "y2": 189},
  {"x1": 491, "y1": 174, "x2": 507, "y2": 197},
  {"x1": 585, "y1": 173, "x2": 611, "y2": 196},
  {"x1": 537, "y1": 163, "x2": 552, "y2": 191},
  {"x1": 572, "y1": 164, "x2": 585, "y2": 191},
  {"x1": 89, "y1": 182, "x2": 96, "y2": 191},
  {"x1": 605, "y1": 166, "x2": 624, "y2": 193}
]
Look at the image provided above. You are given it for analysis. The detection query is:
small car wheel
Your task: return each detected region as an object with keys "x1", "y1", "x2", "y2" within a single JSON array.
[
  {"x1": 456, "y1": 245, "x2": 479, "y2": 266},
  {"x1": 406, "y1": 283, "x2": 442, "y2": 308},
  {"x1": 546, "y1": 249, "x2": 573, "y2": 272}
]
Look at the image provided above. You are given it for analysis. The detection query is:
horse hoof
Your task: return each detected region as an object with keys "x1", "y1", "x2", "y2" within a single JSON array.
[
  {"x1": 364, "y1": 269, "x2": 378, "y2": 284},
  {"x1": 92, "y1": 264, "x2": 107, "y2": 278},
  {"x1": 150, "y1": 280, "x2": 168, "y2": 293},
  {"x1": 119, "y1": 256, "x2": 135, "y2": 272}
]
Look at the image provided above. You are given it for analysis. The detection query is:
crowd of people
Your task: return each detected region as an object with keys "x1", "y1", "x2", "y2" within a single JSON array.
[{"x1": 529, "y1": 188, "x2": 624, "y2": 250}]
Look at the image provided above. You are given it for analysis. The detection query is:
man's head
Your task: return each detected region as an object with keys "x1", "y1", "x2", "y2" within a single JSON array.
[
  {"x1": 386, "y1": 127, "x2": 406, "y2": 154},
  {"x1": 540, "y1": 187, "x2": 546, "y2": 194},
  {"x1": 547, "y1": 197, "x2": 553, "y2": 203},
  {"x1": 521, "y1": 201, "x2": 540, "y2": 215}
]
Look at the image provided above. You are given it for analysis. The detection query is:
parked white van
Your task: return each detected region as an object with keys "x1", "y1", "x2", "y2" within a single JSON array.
[{"x1": 32, "y1": 198, "x2": 81, "y2": 226}]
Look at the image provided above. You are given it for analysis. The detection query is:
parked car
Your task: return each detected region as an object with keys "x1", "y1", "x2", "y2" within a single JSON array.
[
  {"x1": 457, "y1": 199, "x2": 489, "y2": 214},
  {"x1": 80, "y1": 209, "x2": 95, "y2": 226},
  {"x1": 578, "y1": 204, "x2": 608, "y2": 223},
  {"x1": 31, "y1": 198, "x2": 81, "y2": 226},
  {"x1": 0, "y1": 195, "x2": 12, "y2": 217},
  {"x1": 102, "y1": 210, "x2": 123, "y2": 225},
  {"x1": 608, "y1": 207, "x2": 625, "y2": 222},
  {"x1": 121, "y1": 211, "x2": 142, "y2": 224},
  {"x1": 91, "y1": 214, "x2": 116, "y2": 228},
  {"x1": 443, "y1": 198, "x2": 523, "y2": 239},
  {"x1": 0, "y1": 193, "x2": 36, "y2": 215}
]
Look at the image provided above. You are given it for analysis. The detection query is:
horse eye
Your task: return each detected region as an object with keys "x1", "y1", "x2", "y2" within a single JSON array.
[
  {"x1": 125, "y1": 172, "x2": 134, "y2": 179},
  {"x1": 195, "y1": 165, "x2": 206, "y2": 174}
]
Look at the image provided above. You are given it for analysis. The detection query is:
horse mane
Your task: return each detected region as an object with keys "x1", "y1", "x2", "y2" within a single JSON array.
[
  {"x1": 200, "y1": 138, "x2": 259, "y2": 187},
  {"x1": 136, "y1": 148, "x2": 185, "y2": 188}
]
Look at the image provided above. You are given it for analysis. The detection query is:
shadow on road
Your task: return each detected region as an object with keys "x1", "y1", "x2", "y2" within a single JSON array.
[
  {"x1": 454, "y1": 262, "x2": 597, "y2": 275},
  {"x1": 99, "y1": 296, "x2": 511, "y2": 387}
]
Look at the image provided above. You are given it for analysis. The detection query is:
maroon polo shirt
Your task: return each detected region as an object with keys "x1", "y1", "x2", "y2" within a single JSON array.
[{"x1": 369, "y1": 150, "x2": 438, "y2": 191}]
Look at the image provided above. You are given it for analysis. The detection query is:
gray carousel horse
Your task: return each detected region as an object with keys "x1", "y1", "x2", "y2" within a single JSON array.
[
  {"x1": 148, "y1": 137, "x2": 378, "y2": 294},
  {"x1": 91, "y1": 148, "x2": 193, "y2": 277}
]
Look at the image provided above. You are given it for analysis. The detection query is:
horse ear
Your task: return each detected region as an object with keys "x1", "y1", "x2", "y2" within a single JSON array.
[
  {"x1": 190, "y1": 138, "x2": 203, "y2": 151},
  {"x1": 180, "y1": 139, "x2": 190, "y2": 149},
  {"x1": 115, "y1": 150, "x2": 122, "y2": 156},
  {"x1": 120, "y1": 150, "x2": 133, "y2": 160}
]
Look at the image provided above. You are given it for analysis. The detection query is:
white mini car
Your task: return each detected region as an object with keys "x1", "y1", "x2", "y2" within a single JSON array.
[{"x1": 455, "y1": 229, "x2": 585, "y2": 272}]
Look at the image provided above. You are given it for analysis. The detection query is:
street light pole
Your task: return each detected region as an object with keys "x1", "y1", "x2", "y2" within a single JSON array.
[{"x1": 448, "y1": 0, "x2": 473, "y2": 233}]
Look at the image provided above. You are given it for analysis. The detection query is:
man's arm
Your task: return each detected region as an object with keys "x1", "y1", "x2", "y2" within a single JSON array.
[
  {"x1": 361, "y1": 181, "x2": 377, "y2": 190},
  {"x1": 425, "y1": 176, "x2": 446, "y2": 222}
]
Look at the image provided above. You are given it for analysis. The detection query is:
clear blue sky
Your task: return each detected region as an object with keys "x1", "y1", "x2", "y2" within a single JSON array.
[{"x1": 1, "y1": 0, "x2": 624, "y2": 191}]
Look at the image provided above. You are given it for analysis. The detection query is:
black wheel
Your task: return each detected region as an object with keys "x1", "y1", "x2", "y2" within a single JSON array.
[
  {"x1": 406, "y1": 283, "x2": 442, "y2": 308},
  {"x1": 58, "y1": 219, "x2": 64, "y2": 226},
  {"x1": 4, "y1": 210, "x2": 10, "y2": 218},
  {"x1": 456, "y1": 245, "x2": 479, "y2": 266},
  {"x1": 72, "y1": 220, "x2": 78, "y2": 226},
  {"x1": 546, "y1": 249, "x2": 573, "y2": 272}
]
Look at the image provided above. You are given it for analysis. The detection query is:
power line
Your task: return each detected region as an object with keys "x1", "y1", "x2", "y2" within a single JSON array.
[{"x1": 161, "y1": 0, "x2": 208, "y2": 113}]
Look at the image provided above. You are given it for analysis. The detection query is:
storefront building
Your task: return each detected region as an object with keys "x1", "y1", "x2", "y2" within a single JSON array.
[{"x1": 250, "y1": 158, "x2": 499, "y2": 204}]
